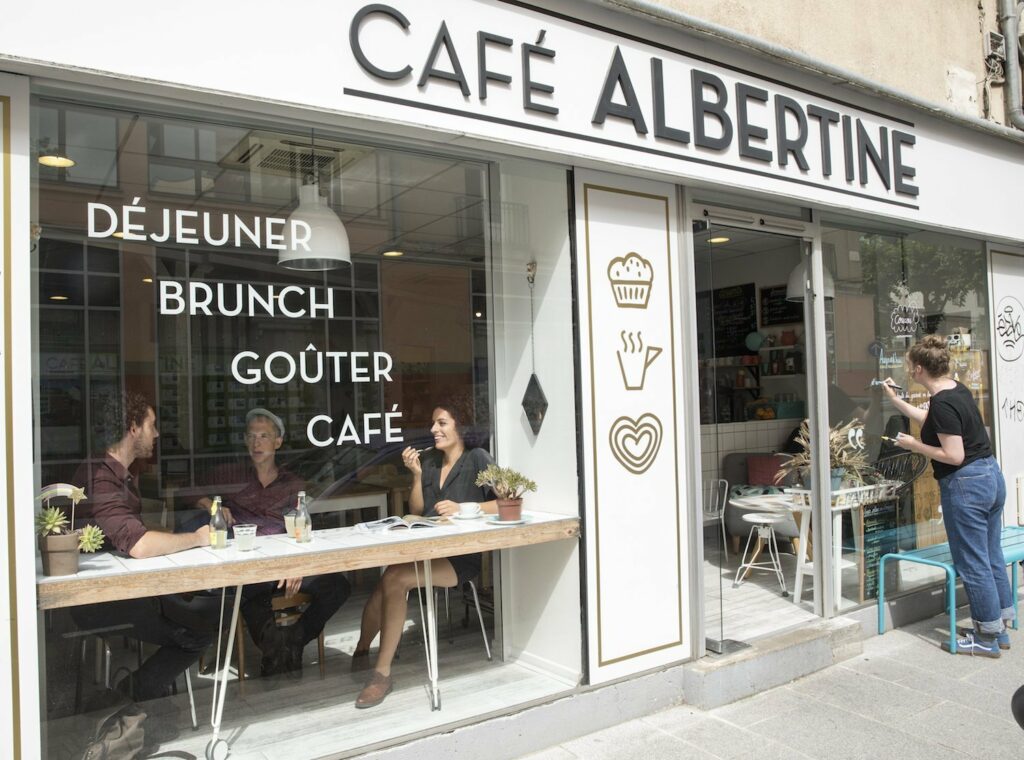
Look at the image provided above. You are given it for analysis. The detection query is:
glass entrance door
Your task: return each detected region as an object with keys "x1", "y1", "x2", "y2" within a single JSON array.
[{"x1": 693, "y1": 220, "x2": 818, "y2": 650}]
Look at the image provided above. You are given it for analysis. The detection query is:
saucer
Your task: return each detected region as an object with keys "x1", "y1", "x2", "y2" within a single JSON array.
[
  {"x1": 452, "y1": 513, "x2": 485, "y2": 520},
  {"x1": 486, "y1": 514, "x2": 532, "y2": 526}
]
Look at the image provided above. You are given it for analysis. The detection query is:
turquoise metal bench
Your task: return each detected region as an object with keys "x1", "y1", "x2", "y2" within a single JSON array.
[{"x1": 877, "y1": 525, "x2": 1024, "y2": 653}]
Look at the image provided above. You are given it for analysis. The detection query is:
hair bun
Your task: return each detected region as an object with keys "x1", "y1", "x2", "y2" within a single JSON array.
[{"x1": 920, "y1": 334, "x2": 946, "y2": 350}]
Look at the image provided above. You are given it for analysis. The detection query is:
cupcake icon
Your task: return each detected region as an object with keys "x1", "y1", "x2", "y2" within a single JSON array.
[{"x1": 607, "y1": 252, "x2": 653, "y2": 308}]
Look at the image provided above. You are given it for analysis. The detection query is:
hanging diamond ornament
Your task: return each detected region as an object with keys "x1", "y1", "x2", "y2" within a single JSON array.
[
  {"x1": 521, "y1": 261, "x2": 547, "y2": 435},
  {"x1": 522, "y1": 372, "x2": 548, "y2": 435}
]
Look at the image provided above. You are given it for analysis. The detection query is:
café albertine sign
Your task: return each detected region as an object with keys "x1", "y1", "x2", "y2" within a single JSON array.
[{"x1": 345, "y1": 2, "x2": 919, "y2": 208}]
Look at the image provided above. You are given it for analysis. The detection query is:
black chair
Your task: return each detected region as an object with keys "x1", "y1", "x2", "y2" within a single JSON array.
[
  {"x1": 872, "y1": 451, "x2": 929, "y2": 495},
  {"x1": 871, "y1": 451, "x2": 929, "y2": 551}
]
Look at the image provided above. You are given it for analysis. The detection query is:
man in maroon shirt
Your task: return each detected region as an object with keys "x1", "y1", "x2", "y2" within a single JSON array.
[
  {"x1": 202, "y1": 408, "x2": 350, "y2": 676},
  {"x1": 72, "y1": 391, "x2": 213, "y2": 710}
]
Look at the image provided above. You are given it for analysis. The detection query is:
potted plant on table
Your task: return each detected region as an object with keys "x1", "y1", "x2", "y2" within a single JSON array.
[
  {"x1": 775, "y1": 420, "x2": 871, "y2": 490},
  {"x1": 475, "y1": 464, "x2": 537, "y2": 522},
  {"x1": 36, "y1": 483, "x2": 105, "y2": 576}
]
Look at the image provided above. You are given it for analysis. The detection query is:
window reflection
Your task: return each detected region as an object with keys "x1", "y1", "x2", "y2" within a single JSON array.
[
  {"x1": 823, "y1": 223, "x2": 989, "y2": 611},
  {"x1": 32, "y1": 97, "x2": 498, "y2": 755}
]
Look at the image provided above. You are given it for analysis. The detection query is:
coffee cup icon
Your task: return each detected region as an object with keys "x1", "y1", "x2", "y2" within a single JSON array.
[{"x1": 616, "y1": 331, "x2": 662, "y2": 390}]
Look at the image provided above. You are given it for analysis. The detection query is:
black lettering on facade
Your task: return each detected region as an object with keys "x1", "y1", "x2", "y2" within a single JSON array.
[
  {"x1": 651, "y1": 58, "x2": 690, "y2": 145},
  {"x1": 477, "y1": 32, "x2": 513, "y2": 101},
  {"x1": 807, "y1": 104, "x2": 840, "y2": 177},
  {"x1": 856, "y1": 120, "x2": 891, "y2": 190},
  {"x1": 522, "y1": 41, "x2": 558, "y2": 115},
  {"x1": 692, "y1": 69, "x2": 732, "y2": 150},
  {"x1": 892, "y1": 130, "x2": 919, "y2": 197},
  {"x1": 418, "y1": 21, "x2": 471, "y2": 96},
  {"x1": 842, "y1": 115, "x2": 856, "y2": 182},
  {"x1": 774, "y1": 95, "x2": 810, "y2": 171},
  {"x1": 351, "y1": 3, "x2": 412, "y2": 81},
  {"x1": 592, "y1": 46, "x2": 648, "y2": 134},
  {"x1": 735, "y1": 83, "x2": 772, "y2": 162}
]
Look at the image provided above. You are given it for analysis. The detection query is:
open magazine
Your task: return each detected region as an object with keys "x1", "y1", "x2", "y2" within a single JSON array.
[{"x1": 354, "y1": 515, "x2": 442, "y2": 534}]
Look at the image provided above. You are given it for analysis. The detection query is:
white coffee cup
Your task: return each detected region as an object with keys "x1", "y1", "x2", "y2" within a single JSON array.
[{"x1": 458, "y1": 502, "x2": 481, "y2": 516}]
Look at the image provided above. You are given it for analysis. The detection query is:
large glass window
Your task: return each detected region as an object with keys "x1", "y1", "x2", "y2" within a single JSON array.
[
  {"x1": 821, "y1": 221, "x2": 991, "y2": 611},
  {"x1": 31, "y1": 98, "x2": 577, "y2": 757}
]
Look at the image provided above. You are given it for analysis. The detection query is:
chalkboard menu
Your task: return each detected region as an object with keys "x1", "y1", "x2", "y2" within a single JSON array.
[
  {"x1": 760, "y1": 284, "x2": 804, "y2": 326},
  {"x1": 701, "y1": 283, "x2": 757, "y2": 357},
  {"x1": 860, "y1": 498, "x2": 899, "y2": 601}
]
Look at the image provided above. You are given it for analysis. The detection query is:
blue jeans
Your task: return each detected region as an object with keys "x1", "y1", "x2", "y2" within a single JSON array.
[{"x1": 938, "y1": 456, "x2": 1012, "y2": 636}]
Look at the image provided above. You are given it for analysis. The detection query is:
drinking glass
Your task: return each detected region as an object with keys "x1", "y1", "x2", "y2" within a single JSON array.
[{"x1": 233, "y1": 524, "x2": 257, "y2": 551}]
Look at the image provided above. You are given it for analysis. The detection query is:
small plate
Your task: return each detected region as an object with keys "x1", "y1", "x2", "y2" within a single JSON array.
[
  {"x1": 486, "y1": 514, "x2": 533, "y2": 526},
  {"x1": 745, "y1": 331, "x2": 764, "y2": 351},
  {"x1": 452, "y1": 513, "x2": 485, "y2": 520}
]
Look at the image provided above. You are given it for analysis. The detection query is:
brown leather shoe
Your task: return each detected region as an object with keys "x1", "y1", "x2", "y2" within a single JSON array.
[{"x1": 355, "y1": 670, "x2": 393, "y2": 708}]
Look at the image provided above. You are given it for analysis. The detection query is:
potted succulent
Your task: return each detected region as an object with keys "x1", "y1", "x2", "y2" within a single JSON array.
[
  {"x1": 775, "y1": 420, "x2": 871, "y2": 490},
  {"x1": 475, "y1": 464, "x2": 537, "y2": 521},
  {"x1": 36, "y1": 484, "x2": 105, "y2": 576}
]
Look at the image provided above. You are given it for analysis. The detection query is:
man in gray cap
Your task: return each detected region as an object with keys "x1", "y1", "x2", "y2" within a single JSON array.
[{"x1": 204, "y1": 408, "x2": 350, "y2": 676}]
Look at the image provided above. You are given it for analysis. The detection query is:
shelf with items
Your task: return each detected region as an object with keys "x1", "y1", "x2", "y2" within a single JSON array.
[
  {"x1": 760, "y1": 372, "x2": 805, "y2": 379},
  {"x1": 758, "y1": 344, "x2": 803, "y2": 352}
]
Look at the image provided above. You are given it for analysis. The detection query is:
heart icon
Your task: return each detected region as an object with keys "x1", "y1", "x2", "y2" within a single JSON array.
[{"x1": 608, "y1": 414, "x2": 663, "y2": 474}]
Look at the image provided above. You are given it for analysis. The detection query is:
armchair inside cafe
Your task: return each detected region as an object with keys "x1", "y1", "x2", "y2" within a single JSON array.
[
  {"x1": 32, "y1": 101, "x2": 579, "y2": 758},
  {"x1": 694, "y1": 218, "x2": 994, "y2": 648}
]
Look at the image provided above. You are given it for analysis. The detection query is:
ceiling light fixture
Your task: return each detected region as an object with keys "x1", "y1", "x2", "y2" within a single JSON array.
[
  {"x1": 708, "y1": 236, "x2": 731, "y2": 244},
  {"x1": 785, "y1": 261, "x2": 835, "y2": 301},
  {"x1": 382, "y1": 250, "x2": 404, "y2": 257},
  {"x1": 280, "y1": 131, "x2": 350, "y2": 271},
  {"x1": 142, "y1": 277, "x2": 153, "y2": 283},
  {"x1": 49, "y1": 295, "x2": 69, "y2": 301},
  {"x1": 37, "y1": 138, "x2": 75, "y2": 169}
]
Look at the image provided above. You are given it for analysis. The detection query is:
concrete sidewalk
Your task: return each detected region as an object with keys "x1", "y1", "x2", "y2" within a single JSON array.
[{"x1": 520, "y1": 613, "x2": 1024, "y2": 760}]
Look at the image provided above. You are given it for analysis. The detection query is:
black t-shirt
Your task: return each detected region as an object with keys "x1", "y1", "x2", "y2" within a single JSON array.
[
  {"x1": 420, "y1": 447, "x2": 496, "y2": 515},
  {"x1": 920, "y1": 381, "x2": 991, "y2": 480}
]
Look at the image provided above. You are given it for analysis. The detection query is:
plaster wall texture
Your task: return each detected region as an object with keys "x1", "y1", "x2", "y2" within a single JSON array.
[{"x1": 649, "y1": 0, "x2": 1011, "y2": 124}]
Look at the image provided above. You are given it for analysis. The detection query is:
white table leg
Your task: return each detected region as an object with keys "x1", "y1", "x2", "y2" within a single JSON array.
[
  {"x1": 794, "y1": 508, "x2": 811, "y2": 604},
  {"x1": 833, "y1": 511, "x2": 843, "y2": 609},
  {"x1": 206, "y1": 584, "x2": 243, "y2": 760},
  {"x1": 421, "y1": 560, "x2": 440, "y2": 710}
]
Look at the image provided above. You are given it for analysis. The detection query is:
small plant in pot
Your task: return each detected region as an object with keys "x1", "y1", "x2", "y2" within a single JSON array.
[
  {"x1": 36, "y1": 484, "x2": 105, "y2": 576},
  {"x1": 475, "y1": 464, "x2": 537, "y2": 522}
]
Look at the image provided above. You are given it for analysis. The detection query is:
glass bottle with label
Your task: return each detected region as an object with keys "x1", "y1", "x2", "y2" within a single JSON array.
[
  {"x1": 294, "y1": 491, "x2": 312, "y2": 543},
  {"x1": 209, "y1": 495, "x2": 228, "y2": 549}
]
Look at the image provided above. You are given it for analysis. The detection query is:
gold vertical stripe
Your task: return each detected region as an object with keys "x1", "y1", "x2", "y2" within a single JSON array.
[
  {"x1": 2, "y1": 93, "x2": 23, "y2": 759},
  {"x1": 583, "y1": 183, "x2": 683, "y2": 667}
]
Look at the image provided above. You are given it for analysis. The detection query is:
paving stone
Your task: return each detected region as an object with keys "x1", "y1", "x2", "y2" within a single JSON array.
[
  {"x1": 710, "y1": 686, "x2": 816, "y2": 728},
  {"x1": 517, "y1": 748, "x2": 579, "y2": 760},
  {"x1": 897, "y1": 701, "x2": 1024, "y2": 760},
  {"x1": 743, "y1": 701, "x2": 972, "y2": 760},
  {"x1": 788, "y1": 665, "x2": 941, "y2": 726},
  {"x1": 559, "y1": 720, "x2": 699, "y2": 760},
  {"x1": 647, "y1": 716, "x2": 761, "y2": 759}
]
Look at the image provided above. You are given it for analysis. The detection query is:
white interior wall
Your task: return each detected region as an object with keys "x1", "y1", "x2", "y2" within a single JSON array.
[
  {"x1": 493, "y1": 159, "x2": 581, "y2": 683},
  {"x1": 695, "y1": 240, "x2": 804, "y2": 483}
]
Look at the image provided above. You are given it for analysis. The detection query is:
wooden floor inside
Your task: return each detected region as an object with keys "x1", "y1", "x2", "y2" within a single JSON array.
[{"x1": 43, "y1": 590, "x2": 575, "y2": 759}]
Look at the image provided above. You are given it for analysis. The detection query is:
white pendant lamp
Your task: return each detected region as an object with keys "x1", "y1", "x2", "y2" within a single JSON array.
[
  {"x1": 279, "y1": 175, "x2": 351, "y2": 271},
  {"x1": 785, "y1": 261, "x2": 835, "y2": 301}
]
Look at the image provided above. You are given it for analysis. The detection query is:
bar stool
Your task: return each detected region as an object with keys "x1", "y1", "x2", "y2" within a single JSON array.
[{"x1": 733, "y1": 512, "x2": 789, "y2": 596}]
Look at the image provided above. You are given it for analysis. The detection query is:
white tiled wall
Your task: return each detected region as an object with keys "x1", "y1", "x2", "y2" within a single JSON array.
[{"x1": 699, "y1": 420, "x2": 798, "y2": 482}]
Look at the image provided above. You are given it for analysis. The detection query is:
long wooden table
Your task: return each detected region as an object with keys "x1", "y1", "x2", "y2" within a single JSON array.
[{"x1": 37, "y1": 511, "x2": 580, "y2": 758}]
